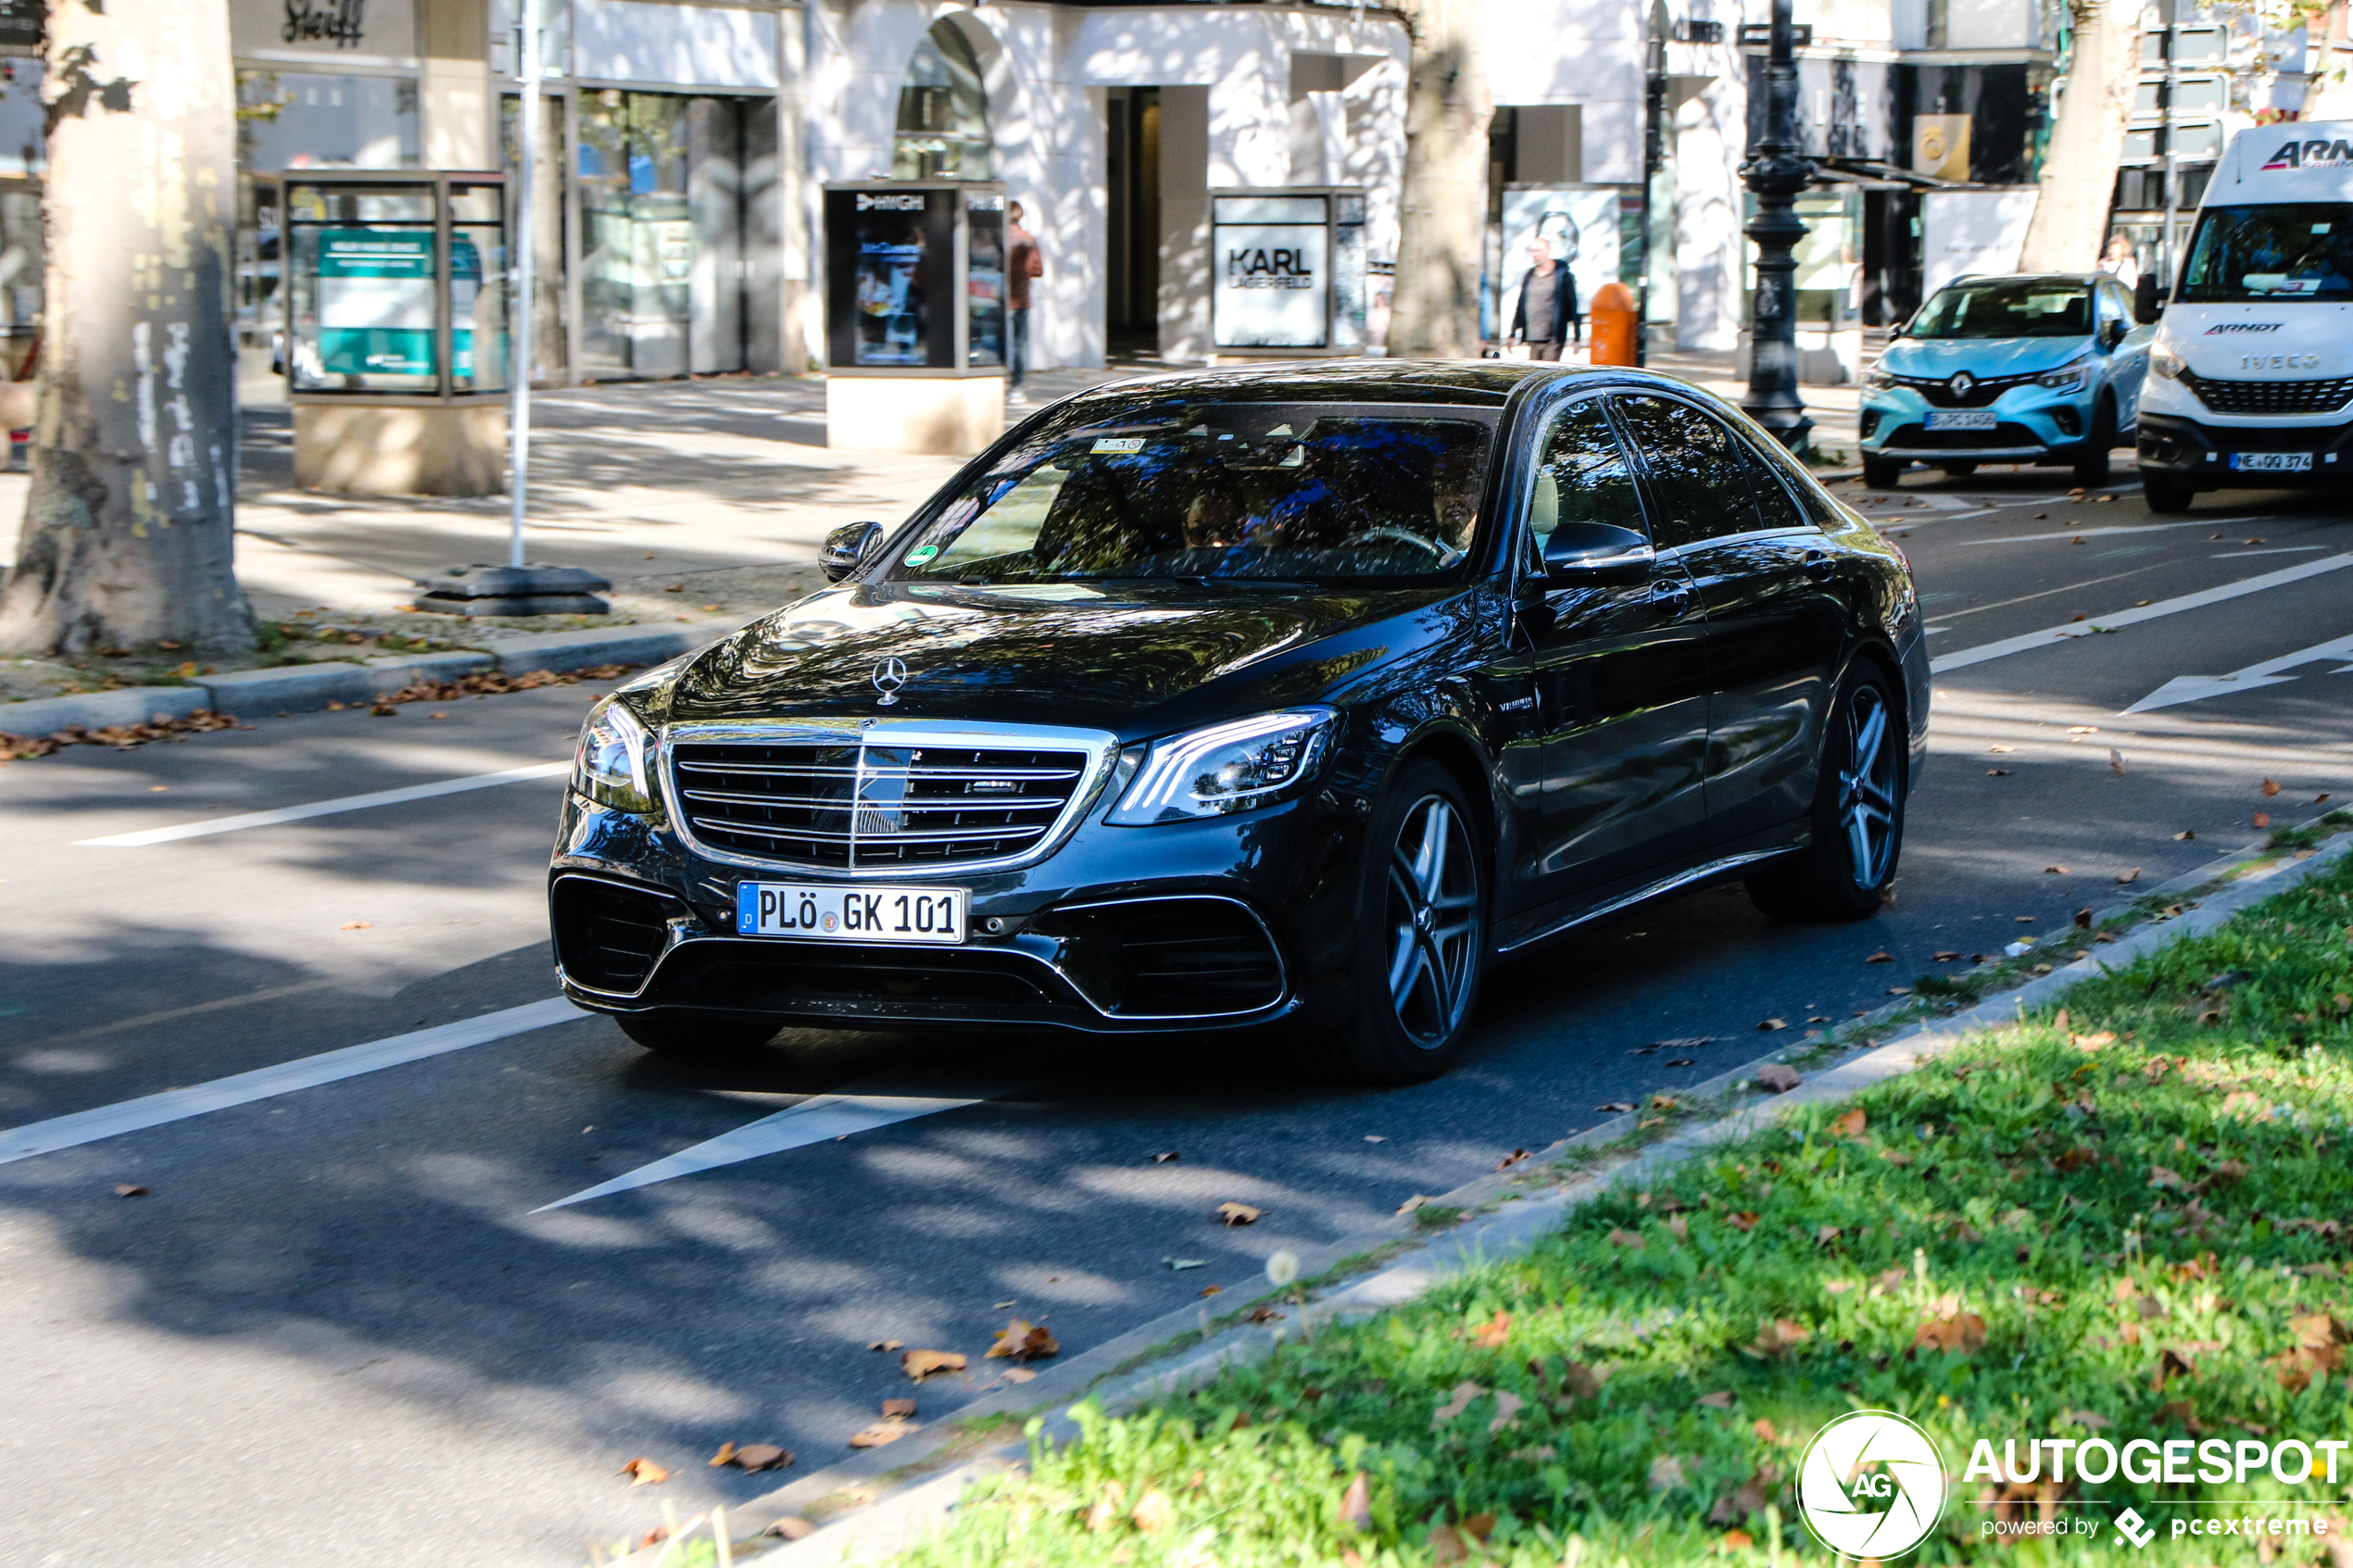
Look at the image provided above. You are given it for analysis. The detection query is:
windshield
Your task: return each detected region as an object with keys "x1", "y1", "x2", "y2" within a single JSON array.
[
  {"x1": 885, "y1": 400, "x2": 1498, "y2": 585},
  {"x1": 2180, "y1": 203, "x2": 2353, "y2": 302},
  {"x1": 1906, "y1": 279, "x2": 2092, "y2": 338}
]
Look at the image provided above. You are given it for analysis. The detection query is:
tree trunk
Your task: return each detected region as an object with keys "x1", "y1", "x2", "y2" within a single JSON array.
[
  {"x1": 0, "y1": 0, "x2": 249, "y2": 657},
  {"x1": 2016, "y1": 0, "x2": 2141, "y2": 273},
  {"x1": 1386, "y1": 0, "x2": 1492, "y2": 358}
]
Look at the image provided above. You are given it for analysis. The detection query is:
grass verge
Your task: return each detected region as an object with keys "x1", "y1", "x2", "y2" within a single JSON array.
[{"x1": 861, "y1": 860, "x2": 2353, "y2": 1567}]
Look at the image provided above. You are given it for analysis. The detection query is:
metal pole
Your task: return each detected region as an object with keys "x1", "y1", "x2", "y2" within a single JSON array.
[
  {"x1": 1740, "y1": 0, "x2": 1814, "y2": 451},
  {"x1": 509, "y1": 0, "x2": 539, "y2": 571}
]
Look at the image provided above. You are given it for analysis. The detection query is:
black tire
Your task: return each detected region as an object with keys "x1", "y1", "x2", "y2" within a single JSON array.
[
  {"x1": 1745, "y1": 665, "x2": 1906, "y2": 922},
  {"x1": 1861, "y1": 456, "x2": 1903, "y2": 489},
  {"x1": 1938, "y1": 461, "x2": 1978, "y2": 477},
  {"x1": 2143, "y1": 476, "x2": 2196, "y2": 513},
  {"x1": 2072, "y1": 397, "x2": 2116, "y2": 486},
  {"x1": 1297, "y1": 759, "x2": 1487, "y2": 1085},
  {"x1": 615, "y1": 1010, "x2": 782, "y2": 1056}
]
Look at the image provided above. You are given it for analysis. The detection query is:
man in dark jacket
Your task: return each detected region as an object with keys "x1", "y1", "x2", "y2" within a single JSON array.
[{"x1": 1505, "y1": 237, "x2": 1579, "y2": 360}]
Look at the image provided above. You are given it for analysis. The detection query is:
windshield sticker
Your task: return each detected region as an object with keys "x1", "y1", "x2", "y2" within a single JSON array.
[
  {"x1": 904, "y1": 545, "x2": 941, "y2": 565},
  {"x1": 1089, "y1": 437, "x2": 1146, "y2": 454},
  {"x1": 2262, "y1": 138, "x2": 2353, "y2": 169}
]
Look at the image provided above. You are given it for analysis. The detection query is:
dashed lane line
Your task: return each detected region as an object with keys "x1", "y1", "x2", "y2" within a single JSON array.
[
  {"x1": 0, "y1": 998, "x2": 585, "y2": 1166},
  {"x1": 1929, "y1": 552, "x2": 2353, "y2": 675},
  {"x1": 75, "y1": 760, "x2": 571, "y2": 847}
]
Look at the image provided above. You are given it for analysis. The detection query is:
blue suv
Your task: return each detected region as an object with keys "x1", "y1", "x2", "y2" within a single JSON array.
[{"x1": 1858, "y1": 273, "x2": 2151, "y2": 488}]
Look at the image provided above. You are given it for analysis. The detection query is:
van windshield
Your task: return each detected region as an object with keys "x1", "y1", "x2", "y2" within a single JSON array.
[
  {"x1": 2180, "y1": 203, "x2": 2353, "y2": 301},
  {"x1": 1906, "y1": 279, "x2": 2092, "y2": 338}
]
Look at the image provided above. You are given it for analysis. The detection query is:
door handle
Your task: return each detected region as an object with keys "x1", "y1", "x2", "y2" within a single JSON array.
[
  {"x1": 1802, "y1": 551, "x2": 1835, "y2": 581},
  {"x1": 1650, "y1": 579, "x2": 1692, "y2": 611}
]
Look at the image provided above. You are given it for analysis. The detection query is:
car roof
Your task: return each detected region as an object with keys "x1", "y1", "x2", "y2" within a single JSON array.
[
  {"x1": 1938, "y1": 272, "x2": 2103, "y2": 287},
  {"x1": 1063, "y1": 358, "x2": 1718, "y2": 410}
]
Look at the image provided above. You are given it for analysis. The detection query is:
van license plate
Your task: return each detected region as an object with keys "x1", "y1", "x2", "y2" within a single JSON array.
[
  {"x1": 2230, "y1": 452, "x2": 2312, "y2": 472},
  {"x1": 736, "y1": 883, "x2": 967, "y2": 944},
  {"x1": 1923, "y1": 410, "x2": 1998, "y2": 431}
]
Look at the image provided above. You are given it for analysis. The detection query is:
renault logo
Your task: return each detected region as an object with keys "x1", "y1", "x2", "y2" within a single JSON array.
[
  {"x1": 1949, "y1": 371, "x2": 1974, "y2": 397},
  {"x1": 872, "y1": 657, "x2": 910, "y2": 706}
]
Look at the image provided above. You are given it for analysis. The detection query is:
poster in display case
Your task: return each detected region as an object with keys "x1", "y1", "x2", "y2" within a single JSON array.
[
  {"x1": 1207, "y1": 188, "x2": 1370, "y2": 357},
  {"x1": 823, "y1": 181, "x2": 1006, "y2": 374},
  {"x1": 283, "y1": 170, "x2": 507, "y2": 397}
]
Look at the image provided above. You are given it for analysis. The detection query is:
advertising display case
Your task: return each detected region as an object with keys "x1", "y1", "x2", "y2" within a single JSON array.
[
  {"x1": 823, "y1": 181, "x2": 1007, "y2": 454},
  {"x1": 1208, "y1": 188, "x2": 1370, "y2": 359},
  {"x1": 283, "y1": 170, "x2": 510, "y2": 495}
]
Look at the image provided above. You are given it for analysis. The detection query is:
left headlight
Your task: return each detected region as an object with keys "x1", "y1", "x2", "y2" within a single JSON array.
[
  {"x1": 2035, "y1": 357, "x2": 2092, "y2": 392},
  {"x1": 574, "y1": 695, "x2": 657, "y2": 814},
  {"x1": 1108, "y1": 709, "x2": 1339, "y2": 825}
]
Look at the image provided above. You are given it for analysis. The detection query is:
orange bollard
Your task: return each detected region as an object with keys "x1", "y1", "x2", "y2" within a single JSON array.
[{"x1": 1587, "y1": 282, "x2": 1640, "y2": 366}]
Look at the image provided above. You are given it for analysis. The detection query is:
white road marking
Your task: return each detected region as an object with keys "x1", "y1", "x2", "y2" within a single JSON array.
[
  {"x1": 1959, "y1": 518, "x2": 2264, "y2": 546},
  {"x1": 75, "y1": 760, "x2": 571, "y2": 847},
  {"x1": 2123, "y1": 631, "x2": 2353, "y2": 713},
  {"x1": 532, "y1": 1079, "x2": 1046, "y2": 1211},
  {"x1": 0, "y1": 998, "x2": 585, "y2": 1166},
  {"x1": 2213, "y1": 546, "x2": 2327, "y2": 558},
  {"x1": 1930, "y1": 552, "x2": 2353, "y2": 674}
]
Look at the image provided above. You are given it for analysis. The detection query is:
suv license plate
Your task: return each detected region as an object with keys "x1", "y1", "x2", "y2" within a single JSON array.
[
  {"x1": 736, "y1": 883, "x2": 967, "y2": 944},
  {"x1": 2230, "y1": 452, "x2": 2313, "y2": 472},
  {"x1": 1923, "y1": 410, "x2": 1998, "y2": 431}
]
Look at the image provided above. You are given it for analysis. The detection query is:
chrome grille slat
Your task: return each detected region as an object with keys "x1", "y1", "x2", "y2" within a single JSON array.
[{"x1": 671, "y1": 736, "x2": 1097, "y2": 872}]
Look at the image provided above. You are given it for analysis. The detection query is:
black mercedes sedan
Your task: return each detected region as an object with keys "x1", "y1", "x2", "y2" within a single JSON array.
[{"x1": 549, "y1": 362, "x2": 1928, "y2": 1084}]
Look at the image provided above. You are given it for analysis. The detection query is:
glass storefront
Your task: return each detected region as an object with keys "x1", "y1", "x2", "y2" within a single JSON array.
[
  {"x1": 0, "y1": 56, "x2": 44, "y2": 377},
  {"x1": 893, "y1": 21, "x2": 990, "y2": 180}
]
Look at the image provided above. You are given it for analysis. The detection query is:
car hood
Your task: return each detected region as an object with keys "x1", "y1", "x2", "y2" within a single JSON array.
[
  {"x1": 1879, "y1": 336, "x2": 2092, "y2": 379},
  {"x1": 655, "y1": 581, "x2": 1474, "y2": 739}
]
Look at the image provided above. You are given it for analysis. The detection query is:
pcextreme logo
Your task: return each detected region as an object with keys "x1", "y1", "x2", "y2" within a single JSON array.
[{"x1": 1796, "y1": 1411, "x2": 1950, "y2": 1560}]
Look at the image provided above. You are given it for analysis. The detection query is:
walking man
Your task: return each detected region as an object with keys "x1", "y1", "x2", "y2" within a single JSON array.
[
  {"x1": 1007, "y1": 200, "x2": 1045, "y2": 403},
  {"x1": 1505, "y1": 237, "x2": 1578, "y2": 361}
]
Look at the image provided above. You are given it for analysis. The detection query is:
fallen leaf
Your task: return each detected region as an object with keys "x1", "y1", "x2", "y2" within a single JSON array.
[
  {"x1": 1647, "y1": 1453, "x2": 1688, "y2": 1492},
  {"x1": 114, "y1": 1184, "x2": 148, "y2": 1198},
  {"x1": 1468, "y1": 1310, "x2": 1512, "y2": 1348},
  {"x1": 1151, "y1": 1150, "x2": 1180, "y2": 1163},
  {"x1": 1756, "y1": 1017, "x2": 1788, "y2": 1032},
  {"x1": 1215, "y1": 1201, "x2": 1261, "y2": 1226},
  {"x1": 1816, "y1": 1224, "x2": 1843, "y2": 1248},
  {"x1": 1723, "y1": 1530, "x2": 1755, "y2": 1551},
  {"x1": 1864, "y1": 950, "x2": 1893, "y2": 963},
  {"x1": 1696, "y1": 1390, "x2": 1736, "y2": 1410},
  {"x1": 1363, "y1": 1134, "x2": 1385, "y2": 1143},
  {"x1": 1987, "y1": 768, "x2": 2013, "y2": 776},
  {"x1": 987, "y1": 1318, "x2": 1060, "y2": 1362},
  {"x1": 1708, "y1": 1471, "x2": 1776, "y2": 1527},
  {"x1": 1393, "y1": 1197, "x2": 1432, "y2": 1217},
  {"x1": 762, "y1": 1517, "x2": 817, "y2": 1540},
  {"x1": 997, "y1": 1366, "x2": 1037, "y2": 1383},
  {"x1": 2263, "y1": 779, "x2": 2282, "y2": 797},
  {"x1": 2255, "y1": 812, "x2": 2271, "y2": 829},
  {"x1": 1607, "y1": 1227, "x2": 1645, "y2": 1249},
  {"x1": 1432, "y1": 1378, "x2": 1485, "y2": 1427},
  {"x1": 868, "y1": 1339, "x2": 903, "y2": 1352},
  {"x1": 2110, "y1": 748, "x2": 2127, "y2": 776},
  {"x1": 1166, "y1": 1256, "x2": 1208, "y2": 1269},
  {"x1": 1244, "y1": 1306, "x2": 1282, "y2": 1324},
  {"x1": 708, "y1": 1442, "x2": 736, "y2": 1467},
  {"x1": 1428, "y1": 1523, "x2": 1470, "y2": 1564},
  {"x1": 727, "y1": 1443, "x2": 792, "y2": 1471},
  {"x1": 882, "y1": 1398, "x2": 917, "y2": 1419},
  {"x1": 2115, "y1": 866, "x2": 2141, "y2": 884},
  {"x1": 1494, "y1": 1148, "x2": 1529, "y2": 1171},
  {"x1": 1913, "y1": 1312, "x2": 1988, "y2": 1353},
  {"x1": 1831, "y1": 1109, "x2": 1867, "y2": 1137},
  {"x1": 2045, "y1": 865, "x2": 2069, "y2": 874},
  {"x1": 900, "y1": 1348, "x2": 967, "y2": 1380},
  {"x1": 1199, "y1": 1284, "x2": 1223, "y2": 1297},
  {"x1": 1487, "y1": 1391, "x2": 1526, "y2": 1433},
  {"x1": 1463, "y1": 1512, "x2": 1498, "y2": 1542},
  {"x1": 620, "y1": 1457, "x2": 670, "y2": 1486},
  {"x1": 1990, "y1": 745, "x2": 2018, "y2": 754},
  {"x1": 2066, "y1": 1410, "x2": 2113, "y2": 1430},
  {"x1": 1131, "y1": 1487, "x2": 1173, "y2": 1533},
  {"x1": 2174, "y1": 829, "x2": 2196, "y2": 840},
  {"x1": 1933, "y1": 950, "x2": 1962, "y2": 960},
  {"x1": 339, "y1": 921, "x2": 371, "y2": 931},
  {"x1": 1594, "y1": 1102, "x2": 1636, "y2": 1113},
  {"x1": 2148, "y1": 1165, "x2": 2184, "y2": 1190},
  {"x1": 1339, "y1": 1472, "x2": 1372, "y2": 1532},
  {"x1": 1746, "y1": 1318, "x2": 1811, "y2": 1357},
  {"x1": 2317, "y1": 794, "x2": 2333, "y2": 805},
  {"x1": 848, "y1": 1422, "x2": 911, "y2": 1449},
  {"x1": 1727, "y1": 1211, "x2": 1761, "y2": 1232},
  {"x1": 1667, "y1": 1058, "x2": 1696, "y2": 1066},
  {"x1": 1756, "y1": 1063, "x2": 1802, "y2": 1093}
]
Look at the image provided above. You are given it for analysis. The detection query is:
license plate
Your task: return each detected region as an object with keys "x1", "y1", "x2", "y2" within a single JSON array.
[
  {"x1": 1923, "y1": 410, "x2": 1998, "y2": 431},
  {"x1": 2230, "y1": 451, "x2": 2313, "y2": 472},
  {"x1": 736, "y1": 882, "x2": 967, "y2": 944}
]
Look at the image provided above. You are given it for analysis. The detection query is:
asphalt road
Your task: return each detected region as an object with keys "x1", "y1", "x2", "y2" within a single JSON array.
[{"x1": 7, "y1": 469, "x2": 2353, "y2": 1566}]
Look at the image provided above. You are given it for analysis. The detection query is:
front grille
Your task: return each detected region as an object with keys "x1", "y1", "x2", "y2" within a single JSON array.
[
  {"x1": 552, "y1": 877, "x2": 682, "y2": 993},
  {"x1": 1881, "y1": 421, "x2": 2045, "y2": 451},
  {"x1": 1890, "y1": 372, "x2": 2034, "y2": 408},
  {"x1": 677, "y1": 947, "x2": 1061, "y2": 1009},
  {"x1": 673, "y1": 739, "x2": 1092, "y2": 871},
  {"x1": 2185, "y1": 372, "x2": 2353, "y2": 415}
]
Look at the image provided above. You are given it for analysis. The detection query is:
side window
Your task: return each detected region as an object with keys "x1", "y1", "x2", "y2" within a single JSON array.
[
  {"x1": 1610, "y1": 395, "x2": 1764, "y2": 549},
  {"x1": 1738, "y1": 438, "x2": 1808, "y2": 533},
  {"x1": 1526, "y1": 397, "x2": 1646, "y2": 564}
]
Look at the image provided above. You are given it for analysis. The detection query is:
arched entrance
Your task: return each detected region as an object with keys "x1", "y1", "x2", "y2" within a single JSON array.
[{"x1": 892, "y1": 19, "x2": 991, "y2": 180}]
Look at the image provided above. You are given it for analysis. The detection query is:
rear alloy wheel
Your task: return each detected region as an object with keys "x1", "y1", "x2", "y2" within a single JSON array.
[
  {"x1": 2143, "y1": 476, "x2": 2195, "y2": 513},
  {"x1": 1746, "y1": 667, "x2": 1906, "y2": 922},
  {"x1": 2072, "y1": 397, "x2": 2116, "y2": 486},
  {"x1": 615, "y1": 1010, "x2": 783, "y2": 1057},
  {"x1": 1861, "y1": 456, "x2": 1903, "y2": 490},
  {"x1": 1302, "y1": 760, "x2": 1486, "y2": 1084}
]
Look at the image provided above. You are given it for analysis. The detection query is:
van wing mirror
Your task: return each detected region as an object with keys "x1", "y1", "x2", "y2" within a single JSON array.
[
  {"x1": 1541, "y1": 521, "x2": 1654, "y2": 583},
  {"x1": 2133, "y1": 274, "x2": 2163, "y2": 325},
  {"x1": 821, "y1": 521, "x2": 888, "y2": 583}
]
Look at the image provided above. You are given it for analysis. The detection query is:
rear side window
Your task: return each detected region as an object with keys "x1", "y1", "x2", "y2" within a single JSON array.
[
  {"x1": 1525, "y1": 397, "x2": 1646, "y2": 555},
  {"x1": 1737, "y1": 438, "x2": 1809, "y2": 533},
  {"x1": 1610, "y1": 395, "x2": 1764, "y2": 549}
]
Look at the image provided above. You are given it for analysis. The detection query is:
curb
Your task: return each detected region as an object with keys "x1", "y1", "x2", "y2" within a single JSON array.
[
  {"x1": 658, "y1": 822, "x2": 2353, "y2": 1568},
  {"x1": 0, "y1": 617, "x2": 751, "y2": 735}
]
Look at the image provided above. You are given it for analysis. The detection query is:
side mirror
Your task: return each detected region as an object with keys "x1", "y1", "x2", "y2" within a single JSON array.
[
  {"x1": 1541, "y1": 521, "x2": 1654, "y2": 583},
  {"x1": 2100, "y1": 318, "x2": 2129, "y2": 349},
  {"x1": 821, "y1": 521, "x2": 887, "y2": 583},
  {"x1": 2133, "y1": 274, "x2": 2163, "y2": 325}
]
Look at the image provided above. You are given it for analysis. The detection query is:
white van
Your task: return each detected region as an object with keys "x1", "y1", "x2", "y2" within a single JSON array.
[{"x1": 2135, "y1": 120, "x2": 2353, "y2": 511}]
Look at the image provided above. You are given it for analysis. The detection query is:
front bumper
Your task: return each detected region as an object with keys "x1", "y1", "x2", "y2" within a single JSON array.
[
  {"x1": 1859, "y1": 383, "x2": 2099, "y2": 464},
  {"x1": 2135, "y1": 409, "x2": 2353, "y2": 489},
  {"x1": 549, "y1": 785, "x2": 1363, "y2": 1035}
]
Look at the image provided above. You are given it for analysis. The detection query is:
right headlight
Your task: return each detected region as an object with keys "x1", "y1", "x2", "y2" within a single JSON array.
[
  {"x1": 573, "y1": 695, "x2": 657, "y2": 814},
  {"x1": 1861, "y1": 366, "x2": 1897, "y2": 392},
  {"x1": 1107, "y1": 709, "x2": 1339, "y2": 825},
  {"x1": 2150, "y1": 341, "x2": 2186, "y2": 380}
]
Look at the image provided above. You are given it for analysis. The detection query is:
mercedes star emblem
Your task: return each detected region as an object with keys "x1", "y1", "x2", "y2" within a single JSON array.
[
  {"x1": 1949, "y1": 371, "x2": 1974, "y2": 397},
  {"x1": 872, "y1": 656, "x2": 910, "y2": 706}
]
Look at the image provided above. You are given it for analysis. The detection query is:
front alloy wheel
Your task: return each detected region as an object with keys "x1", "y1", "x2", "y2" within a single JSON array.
[
  {"x1": 1385, "y1": 793, "x2": 1481, "y2": 1048},
  {"x1": 1747, "y1": 668, "x2": 1905, "y2": 922}
]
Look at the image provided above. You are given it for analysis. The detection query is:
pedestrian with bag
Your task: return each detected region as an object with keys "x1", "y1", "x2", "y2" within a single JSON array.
[
  {"x1": 1505, "y1": 237, "x2": 1579, "y2": 361},
  {"x1": 1007, "y1": 200, "x2": 1045, "y2": 404}
]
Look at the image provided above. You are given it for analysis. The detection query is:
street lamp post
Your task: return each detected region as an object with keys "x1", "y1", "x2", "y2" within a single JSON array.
[{"x1": 1740, "y1": 0, "x2": 1814, "y2": 453}]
